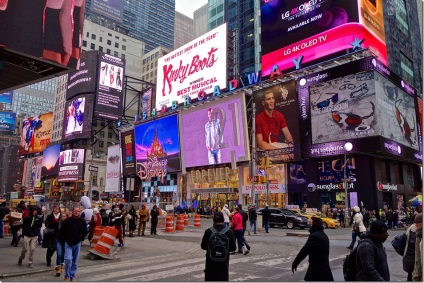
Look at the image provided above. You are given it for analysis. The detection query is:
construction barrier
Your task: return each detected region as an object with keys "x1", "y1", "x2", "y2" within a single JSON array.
[
  {"x1": 3, "y1": 221, "x2": 9, "y2": 235},
  {"x1": 92, "y1": 226, "x2": 118, "y2": 258},
  {"x1": 184, "y1": 214, "x2": 189, "y2": 226},
  {"x1": 176, "y1": 215, "x2": 184, "y2": 231},
  {"x1": 165, "y1": 215, "x2": 174, "y2": 233},
  {"x1": 194, "y1": 214, "x2": 201, "y2": 227},
  {"x1": 91, "y1": 227, "x2": 106, "y2": 247}
]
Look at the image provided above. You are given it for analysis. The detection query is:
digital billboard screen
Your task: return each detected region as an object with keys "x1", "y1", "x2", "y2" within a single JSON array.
[
  {"x1": 0, "y1": 0, "x2": 85, "y2": 69},
  {"x1": 134, "y1": 114, "x2": 181, "y2": 179},
  {"x1": 66, "y1": 51, "x2": 99, "y2": 99},
  {"x1": 41, "y1": 144, "x2": 60, "y2": 177},
  {"x1": 155, "y1": 23, "x2": 227, "y2": 109},
  {"x1": 58, "y1": 149, "x2": 86, "y2": 181},
  {"x1": 0, "y1": 112, "x2": 16, "y2": 132},
  {"x1": 62, "y1": 94, "x2": 93, "y2": 141},
  {"x1": 95, "y1": 52, "x2": 125, "y2": 120},
  {"x1": 121, "y1": 130, "x2": 136, "y2": 175},
  {"x1": 19, "y1": 112, "x2": 53, "y2": 155},
  {"x1": 90, "y1": 0, "x2": 123, "y2": 23},
  {"x1": 260, "y1": 0, "x2": 387, "y2": 76},
  {"x1": 253, "y1": 80, "x2": 301, "y2": 162},
  {"x1": 180, "y1": 93, "x2": 249, "y2": 168},
  {"x1": 0, "y1": 90, "x2": 13, "y2": 104}
]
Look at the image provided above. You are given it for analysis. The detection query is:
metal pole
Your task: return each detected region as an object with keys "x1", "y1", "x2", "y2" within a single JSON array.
[
  {"x1": 344, "y1": 154, "x2": 349, "y2": 223},
  {"x1": 251, "y1": 103, "x2": 256, "y2": 206},
  {"x1": 88, "y1": 146, "x2": 94, "y2": 200},
  {"x1": 266, "y1": 180, "x2": 270, "y2": 207}
]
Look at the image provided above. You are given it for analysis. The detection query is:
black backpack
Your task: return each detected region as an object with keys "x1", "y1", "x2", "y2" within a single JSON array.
[
  {"x1": 208, "y1": 226, "x2": 230, "y2": 263},
  {"x1": 391, "y1": 233, "x2": 407, "y2": 256},
  {"x1": 343, "y1": 246, "x2": 359, "y2": 281}
]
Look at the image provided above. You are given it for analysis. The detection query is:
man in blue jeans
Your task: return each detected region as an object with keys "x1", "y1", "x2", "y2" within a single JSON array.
[
  {"x1": 60, "y1": 207, "x2": 88, "y2": 281},
  {"x1": 248, "y1": 204, "x2": 257, "y2": 235}
]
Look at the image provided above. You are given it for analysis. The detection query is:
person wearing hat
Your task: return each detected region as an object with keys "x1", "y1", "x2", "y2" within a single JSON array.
[
  {"x1": 201, "y1": 212, "x2": 236, "y2": 281},
  {"x1": 356, "y1": 220, "x2": 390, "y2": 281},
  {"x1": 412, "y1": 213, "x2": 422, "y2": 281},
  {"x1": 347, "y1": 206, "x2": 366, "y2": 250},
  {"x1": 99, "y1": 208, "x2": 110, "y2": 226}
]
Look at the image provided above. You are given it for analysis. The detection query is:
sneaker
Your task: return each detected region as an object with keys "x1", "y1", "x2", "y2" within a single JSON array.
[
  {"x1": 28, "y1": 263, "x2": 33, "y2": 268},
  {"x1": 18, "y1": 259, "x2": 22, "y2": 266},
  {"x1": 70, "y1": 278, "x2": 76, "y2": 282},
  {"x1": 247, "y1": 231, "x2": 251, "y2": 235},
  {"x1": 64, "y1": 278, "x2": 70, "y2": 282},
  {"x1": 47, "y1": 262, "x2": 52, "y2": 267},
  {"x1": 346, "y1": 246, "x2": 353, "y2": 250}
]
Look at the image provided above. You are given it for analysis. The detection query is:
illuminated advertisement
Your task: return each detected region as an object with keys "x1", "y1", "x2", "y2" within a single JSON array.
[
  {"x1": 141, "y1": 88, "x2": 153, "y2": 115},
  {"x1": 180, "y1": 93, "x2": 249, "y2": 168},
  {"x1": 241, "y1": 166, "x2": 286, "y2": 194},
  {"x1": 41, "y1": 144, "x2": 60, "y2": 177},
  {"x1": 58, "y1": 149, "x2": 86, "y2": 181},
  {"x1": 66, "y1": 51, "x2": 99, "y2": 99},
  {"x1": 418, "y1": 97, "x2": 423, "y2": 153},
  {"x1": 121, "y1": 130, "x2": 136, "y2": 175},
  {"x1": 253, "y1": 80, "x2": 301, "y2": 162},
  {"x1": 95, "y1": 52, "x2": 125, "y2": 120},
  {"x1": 134, "y1": 114, "x2": 181, "y2": 179},
  {"x1": 19, "y1": 112, "x2": 53, "y2": 155},
  {"x1": 260, "y1": 0, "x2": 387, "y2": 76},
  {"x1": 318, "y1": 157, "x2": 356, "y2": 183},
  {"x1": 62, "y1": 94, "x2": 94, "y2": 141},
  {"x1": 0, "y1": 90, "x2": 13, "y2": 104},
  {"x1": 0, "y1": 0, "x2": 85, "y2": 69},
  {"x1": 105, "y1": 145, "x2": 121, "y2": 192},
  {"x1": 155, "y1": 23, "x2": 227, "y2": 109},
  {"x1": 0, "y1": 112, "x2": 16, "y2": 132},
  {"x1": 90, "y1": 0, "x2": 123, "y2": 23},
  {"x1": 289, "y1": 163, "x2": 307, "y2": 185}
]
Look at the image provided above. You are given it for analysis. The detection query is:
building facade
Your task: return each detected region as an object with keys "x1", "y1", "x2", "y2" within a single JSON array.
[
  {"x1": 193, "y1": 4, "x2": 208, "y2": 38},
  {"x1": 174, "y1": 11, "x2": 194, "y2": 49}
]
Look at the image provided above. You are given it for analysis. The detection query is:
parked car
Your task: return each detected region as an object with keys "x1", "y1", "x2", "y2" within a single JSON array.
[
  {"x1": 289, "y1": 209, "x2": 340, "y2": 229},
  {"x1": 257, "y1": 208, "x2": 310, "y2": 229}
]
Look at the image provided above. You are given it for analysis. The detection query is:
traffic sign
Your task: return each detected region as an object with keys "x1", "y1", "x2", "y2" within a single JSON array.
[{"x1": 89, "y1": 165, "x2": 99, "y2": 172}]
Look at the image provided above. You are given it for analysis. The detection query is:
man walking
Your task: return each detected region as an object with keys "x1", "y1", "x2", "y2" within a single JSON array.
[
  {"x1": 18, "y1": 206, "x2": 43, "y2": 268},
  {"x1": 0, "y1": 201, "x2": 10, "y2": 238},
  {"x1": 291, "y1": 217, "x2": 334, "y2": 281},
  {"x1": 60, "y1": 206, "x2": 89, "y2": 281},
  {"x1": 262, "y1": 205, "x2": 271, "y2": 233},
  {"x1": 248, "y1": 204, "x2": 257, "y2": 235}
]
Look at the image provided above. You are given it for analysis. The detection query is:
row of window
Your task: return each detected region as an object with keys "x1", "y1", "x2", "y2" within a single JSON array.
[{"x1": 142, "y1": 52, "x2": 160, "y2": 64}]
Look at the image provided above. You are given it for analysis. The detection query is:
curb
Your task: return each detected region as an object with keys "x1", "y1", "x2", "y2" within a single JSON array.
[
  {"x1": 286, "y1": 232, "x2": 309, "y2": 237},
  {"x1": 0, "y1": 268, "x2": 50, "y2": 279}
]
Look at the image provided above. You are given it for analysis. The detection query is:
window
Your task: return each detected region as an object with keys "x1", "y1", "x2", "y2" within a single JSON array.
[
  {"x1": 121, "y1": 54, "x2": 125, "y2": 59},
  {"x1": 91, "y1": 34, "x2": 96, "y2": 40},
  {"x1": 108, "y1": 33, "x2": 112, "y2": 36},
  {"x1": 155, "y1": 52, "x2": 159, "y2": 58},
  {"x1": 115, "y1": 35, "x2": 119, "y2": 39},
  {"x1": 99, "y1": 141, "x2": 104, "y2": 147},
  {"x1": 99, "y1": 131, "x2": 105, "y2": 138},
  {"x1": 92, "y1": 174, "x2": 98, "y2": 186},
  {"x1": 395, "y1": 0, "x2": 409, "y2": 36},
  {"x1": 90, "y1": 43, "x2": 95, "y2": 49},
  {"x1": 86, "y1": 32, "x2": 89, "y2": 37},
  {"x1": 108, "y1": 132, "x2": 113, "y2": 139},
  {"x1": 99, "y1": 46, "x2": 103, "y2": 52},
  {"x1": 107, "y1": 49, "x2": 111, "y2": 54},
  {"x1": 400, "y1": 52, "x2": 414, "y2": 84},
  {"x1": 107, "y1": 40, "x2": 111, "y2": 45},
  {"x1": 81, "y1": 139, "x2": 87, "y2": 145},
  {"x1": 122, "y1": 38, "x2": 126, "y2": 42},
  {"x1": 115, "y1": 134, "x2": 119, "y2": 140},
  {"x1": 143, "y1": 59, "x2": 146, "y2": 64},
  {"x1": 100, "y1": 178, "x2": 104, "y2": 186},
  {"x1": 82, "y1": 40, "x2": 87, "y2": 47},
  {"x1": 92, "y1": 120, "x2": 97, "y2": 126},
  {"x1": 99, "y1": 37, "x2": 103, "y2": 42},
  {"x1": 101, "y1": 121, "x2": 106, "y2": 126},
  {"x1": 151, "y1": 63, "x2": 153, "y2": 68},
  {"x1": 107, "y1": 142, "x2": 113, "y2": 147},
  {"x1": 114, "y1": 51, "x2": 119, "y2": 57},
  {"x1": 115, "y1": 42, "x2": 119, "y2": 48},
  {"x1": 122, "y1": 45, "x2": 126, "y2": 51}
]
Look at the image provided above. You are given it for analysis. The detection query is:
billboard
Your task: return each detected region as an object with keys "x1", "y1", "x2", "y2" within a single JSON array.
[
  {"x1": 0, "y1": 90, "x2": 13, "y2": 104},
  {"x1": 41, "y1": 144, "x2": 60, "y2": 177},
  {"x1": 134, "y1": 114, "x2": 181, "y2": 179},
  {"x1": 66, "y1": 51, "x2": 99, "y2": 99},
  {"x1": 105, "y1": 145, "x2": 121, "y2": 192},
  {"x1": 95, "y1": 52, "x2": 125, "y2": 120},
  {"x1": 155, "y1": 23, "x2": 228, "y2": 109},
  {"x1": 121, "y1": 130, "x2": 136, "y2": 175},
  {"x1": 19, "y1": 112, "x2": 53, "y2": 155},
  {"x1": 141, "y1": 88, "x2": 153, "y2": 115},
  {"x1": 260, "y1": 0, "x2": 387, "y2": 76},
  {"x1": 62, "y1": 94, "x2": 94, "y2": 141},
  {"x1": 90, "y1": 0, "x2": 123, "y2": 23},
  {"x1": 58, "y1": 149, "x2": 86, "y2": 181},
  {"x1": 180, "y1": 93, "x2": 250, "y2": 168},
  {"x1": 0, "y1": 0, "x2": 85, "y2": 69},
  {"x1": 253, "y1": 80, "x2": 301, "y2": 162},
  {"x1": 318, "y1": 157, "x2": 356, "y2": 183},
  {"x1": 0, "y1": 111, "x2": 16, "y2": 132}
]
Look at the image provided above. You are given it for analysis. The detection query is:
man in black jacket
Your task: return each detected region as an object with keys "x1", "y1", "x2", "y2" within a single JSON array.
[
  {"x1": 292, "y1": 217, "x2": 334, "y2": 281},
  {"x1": 61, "y1": 206, "x2": 88, "y2": 281},
  {"x1": 18, "y1": 206, "x2": 43, "y2": 268},
  {"x1": 356, "y1": 220, "x2": 390, "y2": 281},
  {"x1": 201, "y1": 212, "x2": 237, "y2": 281},
  {"x1": 262, "y1": 206, "x2": 271, "y2": 233},
  {"x1": 248, "y1": 204, "x2": 257, "y2": 235}
]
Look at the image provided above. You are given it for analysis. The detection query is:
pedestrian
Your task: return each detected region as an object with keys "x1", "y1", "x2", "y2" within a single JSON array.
[
  {"x1": 403, "y1": 212, "x2": 418, "y2": 281},
  {"x1": 387, "y1": 209, "x2": 394, "y2": 229},
  {"x1": 339, "y1": 209, "x2": 345, "y2": 228},
  {"x1": 99, "y1": 208, "x2": 110, "y2": 226},
  {"x1": 356, "y1": 220, "x2": 390, "y2": 281},
  {"x1": 60, "y1": 206, "x2": 89, "y2": 281},
  {"x1": 347, "y1": 206, "x2": 366, "y2": 250},
  {"x1": 0, "y1": 201, "x2": 10, "y2": 238},
  {"x1": 18, "y1": 206, "x2": 43, "y2": 268},
  {"x1": 248, "y1": 204, "x2": 257, "y2": 235},
  {"x1": 200, "y1": 212, "x2": 237, "y2": 281},
  {"x1": 237, "y1": 204, "x2": 250, "y2": 252},
  {"x1": 262, "y1": 205, "x2": 271, "y2": 233},
  {"x1": 221, "y1": 204, "x2": 231, "y2": 227},
  {"x1": 127, "y1": 204, "x2": 137, "y2": 237},
  {"x1": 111, "y1": 208, "x2": 124, "y2": 247},
  {"x1": 44, "y1": 205, "x2": 62, "y2": 267},
  {"x1": 394, "y1": 210, "x2": 399, "y2": 229},
  {"x1": 119, "y1": 204, "x2": 127, "y2": 237},
  {"x1": 10, "y1": 204, "x2": 24, "y2": 247},
  {"x1": 87, "y1": 208, "x2": 101, "y2": 242},
  {"x1": 231, "y1": 206, "x2": 249, "y2": 255},
  {"x1": 36, "y1": 208, "x2": 44, "y2": 245},
  {"x1": 362, "y1": 208, "x2": 370, "y2": 229},
  {"x1": 150, "y1": 205, "x2": 159, "y2": 235},
  {"x1": 55, "y1": 213, "x2": 68, "y2": 277},
  {"x1": 138, "y1": 204, "x2": 150, "y2": 236},
  {"x1": 412, "y1": 213, "x2": 422, "y2": 281},
  {"x1": 291, "y1": 217, "x2": 334, "y2": 281}
]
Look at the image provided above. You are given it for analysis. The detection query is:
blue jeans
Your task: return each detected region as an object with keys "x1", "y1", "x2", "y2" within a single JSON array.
[
  {"x1": 350, "y1": 231, "x2": 360, "y2": 247},
  {"x1": 234, "y1": 229, "x2": 246, "y2": 249},
  {"x1": 64, "y1": 242, "x2": 81, "y2": 279},
  {"x1": 224, "y1": 222, "x2": 229, "y2": 228},
  {"x1": 0, "y1": 219, "x2": 4, "y2": 237},
  {"x1": 56, "y1": 241, "x2": 65, "y2": 266},
  {"x1": 264, "y1": 221, "x2": 269, "y2": 233},
  {"x1": 249, "y1": 220, "x2": 257, "y2": 234},
  {"x1": 37, "y1": 228, "x2": 42, "y2": 243}
]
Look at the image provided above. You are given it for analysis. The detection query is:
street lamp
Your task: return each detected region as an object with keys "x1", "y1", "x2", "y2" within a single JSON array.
[{"x1": 343, "y1": 142, "x2": 353, "y2": 223}]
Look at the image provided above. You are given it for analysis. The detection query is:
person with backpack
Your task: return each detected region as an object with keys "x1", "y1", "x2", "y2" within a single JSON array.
[
  {"x1": 291, "y1": 217, "x2": 334, "y2": 281},
  {"x1": 347, "y1": 206, "x2": 366, "y2": 250},
  {"x1": 201, "y1": 212, "x2": 236, "y2": 281},
  {"x1": 402, "y1": 212, "x2": 419, "y2": 281}
]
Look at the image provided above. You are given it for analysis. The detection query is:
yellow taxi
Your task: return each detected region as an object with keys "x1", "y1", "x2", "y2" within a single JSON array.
[{"x1": 289, "y1": 209, "x2": 340, "y2": 229}]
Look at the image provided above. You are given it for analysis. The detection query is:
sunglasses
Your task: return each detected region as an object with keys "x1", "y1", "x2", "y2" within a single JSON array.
[
  {"x1": 313, "y1": 93, "x2": 339, "y2": 109},
  {"x1": 350, "y1": 83, "x2": 369, "y2": 98},
  {"x1": 331, "y1": 101, "x2": 375, "y2": 127},
  {"x1": 339, "y1": 83, "x2": 356, "y2": 91},
  {"x1": 356, "y1": 72, "x2": 374, "y2": 81}
]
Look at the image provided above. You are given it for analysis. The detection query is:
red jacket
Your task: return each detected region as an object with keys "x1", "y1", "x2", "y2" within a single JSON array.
[{"x1": 231, "y1": 212, "x2": 243, "y2": 231}]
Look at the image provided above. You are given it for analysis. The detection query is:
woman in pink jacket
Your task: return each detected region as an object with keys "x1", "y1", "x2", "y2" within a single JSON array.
[{"x1": 231, "y1": 207, "x2": 249, "y2": 255}]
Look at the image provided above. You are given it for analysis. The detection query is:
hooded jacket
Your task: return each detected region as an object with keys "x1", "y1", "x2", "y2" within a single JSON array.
[
  {"x1": 138, "y1": 207, "x2": 150, "y2": 222},
  {"x1": 352, "y1": 206, "x2": 366, "y2": 233},
  {"x1": 221, "y1": 205, "x2": 230, "y2": 223}
]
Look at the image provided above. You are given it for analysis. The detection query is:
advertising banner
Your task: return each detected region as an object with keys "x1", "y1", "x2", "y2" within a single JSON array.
[
  {"x1": 41, "y1": 144, "x2": 60, "y2": 177},
  {"x1": 180, "y1": 93, "x2": 249, "y2": 168},
  {"x1": 0, "y1": 0, "x2": 85, "y2": 69},
  {"x1": 90, "y1": 0, "x2": 124, "y2": 23},
  {"x1": 155, "y1": 23, "x2": 227, "y2": 109},
  {"x1": 253, "y1": 80, "x2": 301, "y2": 162},
  {"x1": 289, "y1": 163, "x2": 307, "y2": 184},
  {"x1": 34, "y1": 156, "x2": 43, "y2": 188},
  {"x1": 260, "y1": 0, "x2": 387, "y2": 76},
  {"x1": 58, "y1": 149, "x2": 86, "y2": 181},
  {"x1": 0, "y1": 90, "x2": 13, "y2": 104},
  {"x1": 317, "y1": 157, "x2": 356, "y2": 183},
  {"x1": 105, "y1": 145, "x2": 121, "y2": 192},
  {"x1": 241, "y1": 184, "x2": 286, "y2": 194},
  {"x1": 0, "y1": 112, "x2": 16, "y2": 132},
  {"x1": 121, "y1": 130, "x2": 136, "y2": 175},
  {"x1": 418, "y1": 97, "x2": 422, "y2": 153},
  {"x1": 62, "y1": 94, "x2": 94, "y2": 141},
  {"x1": 134, "y1": 114, "x2": 181, "y2": 180},
  {"x1": 66, "y1": 51, "x2": 99, "y2": 99},
  {"x1": 95, "y1": 52, "x2": 125, "y2": 120},
  {"x1": 141, "y1": 88, "x2": 153, "y2": 115},
  {"x1": 19, "y1": 112, "x2": 53, "y2": 155}
]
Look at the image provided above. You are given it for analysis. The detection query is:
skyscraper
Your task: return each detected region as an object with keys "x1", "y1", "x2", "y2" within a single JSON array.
[
  {"x1": 193, "y1": 4, "x2": 208, "y2": 38},
  {"x1": 174, "y1": 11, "x2": 194, "y2": 49}
]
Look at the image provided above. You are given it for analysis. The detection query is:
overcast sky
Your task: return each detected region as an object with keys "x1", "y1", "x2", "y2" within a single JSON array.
[{"x1": 175, "y1": 0, "x2": 208, "y2": 18}]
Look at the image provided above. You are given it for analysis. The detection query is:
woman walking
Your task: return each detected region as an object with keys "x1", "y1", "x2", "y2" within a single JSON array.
[
  {"x1": 347, "y1": 206, "x2": 366, "y2": 249},
  {"x1": 150, "y1": 205, "x2": 159, "y2": 235},
  {"x1": 44, "y1": 205, "x2": 62, "y2": 267},
  {"x1": 55, "y1": 213, "x2": 68, "y2": 277}
]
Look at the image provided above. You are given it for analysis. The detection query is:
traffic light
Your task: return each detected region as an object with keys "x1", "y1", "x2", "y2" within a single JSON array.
[
  {"x1": 260, "y1": 157, "x2": 266, "y2": 167},
  {"x1": 265, "y1": 156, "x2": 272, "y2": 167}
]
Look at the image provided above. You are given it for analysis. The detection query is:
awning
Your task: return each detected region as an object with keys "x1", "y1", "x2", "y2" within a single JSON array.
[{"x1": 190, "y1": 188, "x2": 239, "y2": 194}]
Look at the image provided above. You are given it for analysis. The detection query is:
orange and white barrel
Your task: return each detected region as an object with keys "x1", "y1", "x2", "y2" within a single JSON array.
[
  {"x1": 165, "y1": 215, "x2": 174, "y2": 233},
  {"x1": 194, "y1": 214, "x2": 201, "y2": 227},
  {"x1": 94, "y1": 226, "x2": 119, "y2": 256}
]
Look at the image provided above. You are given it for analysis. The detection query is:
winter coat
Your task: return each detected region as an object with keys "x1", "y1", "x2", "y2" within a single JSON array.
[
  {"x1": 60, "y1": 216, "x2": 88, "y2": 246},
  {"x1": 128, "y1": 208, "x2": 137, "y2": 231},
  {"x1": 150, "y1": 209, "x2": 159, "y2": 222},
  {"x1": 292, "y1": 225, "x2": 334, "y2": 281},
  {"x1": 100, "y1": 212, "x2": 110, "y2": 226},
  {"x1": 200, "y1": 223, "x2": 237, "y2": 281},
  {"x1": 112, "y1": 213, "x2": 124, "y2": 226},
  {"x1": 222, "y1": 207, "x2": 230, "y2": 223},
  {"x1": 138, "y1": 208, "x2": 150, "y2": 222},
  {"x1": 44, "y1": 212, "x2": 61, "y2": 248},
  {"x1": 412, "y1": 225, "x2": 422, "y2": 281},
  {"x1": 248, "y1": 207, "x2": 257, "y2": 221},
  {"x1": 239, "y1": 209, "x2": 248, "y2": 229},
  {"x1": 356, "y1": 234, "x2": 390, "y2": 281},
  {"x1": 22, "y1": 214, "x2": 43, "y2": 237},
  {"x1": 262, "y1": 207, "x2": 271, "y2": 222},
  {"x1": 352, "y1": 211, "x2": 366, "y2": 233},
  {"x1": 231, "y1": 212, "x2": 243, "y2": 231},
  {"x1": 403, "y1": 224, "x2": 417, "y2": 273}
]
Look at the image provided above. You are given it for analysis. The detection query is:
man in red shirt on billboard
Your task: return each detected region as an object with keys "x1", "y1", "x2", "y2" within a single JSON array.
[{"x1": 255, "y1": 90, "x2": 294, "y2": 161}]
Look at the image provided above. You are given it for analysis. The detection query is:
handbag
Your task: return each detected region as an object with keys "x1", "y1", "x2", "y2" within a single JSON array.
[
  {"x1": 353, "y1": 223, "x2": 360, "y2": 233},
  {"x1": 43, "y1": 227, "x2": 55, "y2": 236}
]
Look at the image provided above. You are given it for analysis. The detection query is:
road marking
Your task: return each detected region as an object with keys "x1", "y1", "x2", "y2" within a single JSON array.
[
  {"x1": 254, "y1": 256, "x2": 293, "y2": 266},
  {"x1": 232, "y1": 275, "x2": 262, "y2": 281}
]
